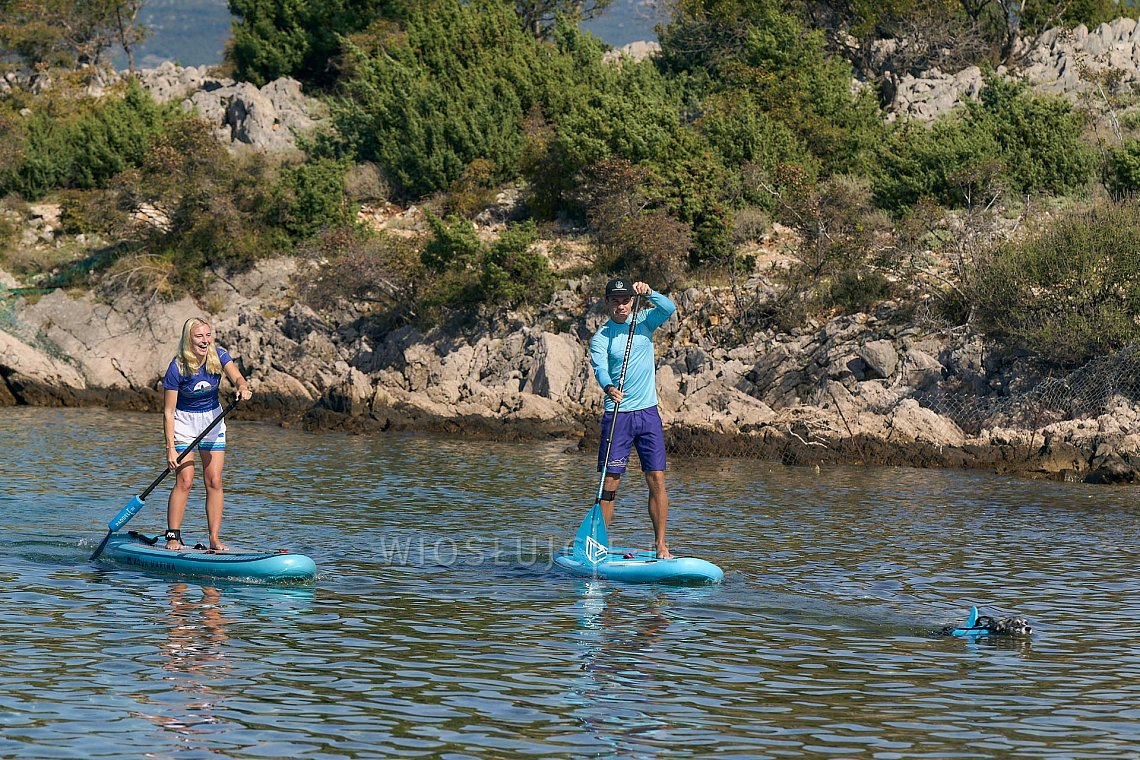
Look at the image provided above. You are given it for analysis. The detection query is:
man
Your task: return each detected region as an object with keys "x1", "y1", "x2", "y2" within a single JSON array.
[{"x1": 589, "y1": 277, "x2": 677, "y2": 559}]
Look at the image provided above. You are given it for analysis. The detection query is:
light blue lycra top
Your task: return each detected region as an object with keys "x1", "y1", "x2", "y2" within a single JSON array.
[{"x1": 589, "y1": 290, "x2": 677, "y2": 412}]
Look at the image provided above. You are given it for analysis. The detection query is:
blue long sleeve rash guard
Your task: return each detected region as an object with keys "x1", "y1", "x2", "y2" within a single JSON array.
[{"x1": 589, "y1": 290, "x2": 677, "y2": 412}]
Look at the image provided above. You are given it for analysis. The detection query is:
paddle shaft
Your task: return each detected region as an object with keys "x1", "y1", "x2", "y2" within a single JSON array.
[
  {"x1": 594, "y1": 293, "x2": 642, "y2": 506},
  {"x1": 89, "y1": 395, "x2": 242, "y2": 560}
]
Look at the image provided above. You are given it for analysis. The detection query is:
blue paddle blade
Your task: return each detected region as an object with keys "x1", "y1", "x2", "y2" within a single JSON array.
[
  {"x1": 572, "y1": 503, "x2": 609, "y2": 566},
  {"x1": 965, "y1": 606, "x2": 979, "y2": 628},
  {"x1": 109, "y1": 495, "x2": 146, "y2": 532}
]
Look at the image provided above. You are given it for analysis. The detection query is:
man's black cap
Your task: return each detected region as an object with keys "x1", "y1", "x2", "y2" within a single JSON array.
[{"x1": 605, "y1": 278, "x2": 635, "y2": 298}]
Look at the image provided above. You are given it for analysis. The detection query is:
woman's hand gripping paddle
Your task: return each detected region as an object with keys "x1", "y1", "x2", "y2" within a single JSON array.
[
  {"x1": 573, "y1": 294, "x2": 642, "y2": 566},
  {"x1": 89, "y1": 395, "x2": 242, "y2": 560}
]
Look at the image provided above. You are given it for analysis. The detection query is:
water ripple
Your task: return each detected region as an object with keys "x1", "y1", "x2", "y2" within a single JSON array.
[{"x1": 2, "y1": 407, "x2": 1140, "y2": 757}]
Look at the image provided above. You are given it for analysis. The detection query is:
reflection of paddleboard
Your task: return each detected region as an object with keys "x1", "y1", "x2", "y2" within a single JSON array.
[
  {"x1": 104, "y1": 532, "x2": 316, "y2": 582},
  {"x1": 553, "y1": 546, "x2": 724, "y2": 584}
]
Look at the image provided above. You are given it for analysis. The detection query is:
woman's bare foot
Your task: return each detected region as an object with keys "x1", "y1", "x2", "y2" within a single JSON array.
[
  {"x1": 209, "y1": 540, "x2": 229, "y2": 552},
  {"x1": 655, "y1": 544, "x2": 674, "y2": 560},
  {"x1": 165, "y1": 539, "x2": 183, "y2": 550}
]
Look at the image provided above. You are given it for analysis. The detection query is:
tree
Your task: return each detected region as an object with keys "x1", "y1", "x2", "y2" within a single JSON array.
[
  {"x1": 227, "y1": 0, "x2": 394, "y2": 87},
  {"x1": 514, "y1": 0, "x2": 615, "y2": 39},
  {"x1": 114, "y1": 0, "x2": 146, "y2": 72},
  {"x1": 0, "y1": 0, "x2": 148, "y2": 69}
]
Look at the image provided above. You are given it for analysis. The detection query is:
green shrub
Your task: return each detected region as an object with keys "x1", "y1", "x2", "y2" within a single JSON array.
[
  {"x1": 333, "y1": 1, "x2": 542, "y2": 198},
  {"x1": 875, "y1": 75, "x2": 1093, "y2": 211},
  {"x1": 419, "y1": 213, "x2": 554, "y2": 315},
  {"x1": 875, "y1": 118, "x2": 1003, "y2": 209},
  {"x1": 1103, "y1": 139, "x2": 1140, "y2": 200},
  {"x1": 0, "y1": 80, "x2": 183, "y2": 200},
  {"x1": 228, "y1": 0, "x2": 385, "y2": 87},
  {"x1": 657, "y1": 0, "x2": 886, "y2": 177},
  {"x1": 273, "y1": 157, "x2": 354, "y2": 238},
  {"x1": 966, "y1": 76, "x2": 1092, "y2": 196},
  {"x1": 480, "y1": 220, "x2": 553, "y2": 307},
  {"x1": 116, "y1": 119, "x2": 288, "y2": 290},
  {"x1": 421, "y1": 212, "x2": 482, "y2": 274},
  {"x1": 968, "y1": 203, "x2": 1140, "y2": 365}
]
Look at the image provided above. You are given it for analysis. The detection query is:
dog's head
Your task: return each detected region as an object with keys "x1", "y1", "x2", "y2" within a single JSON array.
[{"x1": 989, "y1": 616, "x2": 1033, "y2": 636}]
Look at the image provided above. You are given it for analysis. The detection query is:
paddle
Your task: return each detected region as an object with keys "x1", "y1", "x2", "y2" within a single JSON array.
[
  {"x1": 573, "y1": 292, "x2": 643, "y2": 566},
  {"x1": 89, "y1": 395, "x2": 242, "y2": 560}
]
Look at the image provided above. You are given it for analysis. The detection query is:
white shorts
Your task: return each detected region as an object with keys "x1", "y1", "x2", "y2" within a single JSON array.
[{"x1": 173, "y1": 407, "x2": 227, "y2": 452}]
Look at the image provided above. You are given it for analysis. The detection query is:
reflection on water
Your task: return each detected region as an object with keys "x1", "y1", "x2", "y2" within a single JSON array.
[
  {"x1": 2, "y1": 406, "x2": 1140, "y2": 758},
  {"x1": 134, "y1": 584, "x2": 230, "y2": 743}
]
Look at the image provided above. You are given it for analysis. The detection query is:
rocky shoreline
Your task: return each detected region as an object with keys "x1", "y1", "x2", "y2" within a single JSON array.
[
  {"x1": 6, "y1": 25, "x2": 1140, "y2": 484},
  {"x1": 4, "y1": 259, "x2": 1140, "y2": 484}
]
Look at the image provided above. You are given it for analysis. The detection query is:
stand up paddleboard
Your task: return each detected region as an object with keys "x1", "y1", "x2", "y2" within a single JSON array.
[
  {"x1": 104, "y1": 532, "x2": 317, "y2": 582},
  {"x1": 554, "y1": 546, "x2": 724, "y2": 584},
  {"x1": 554, "y1": 499, "x2": 723, "y2": 584}
]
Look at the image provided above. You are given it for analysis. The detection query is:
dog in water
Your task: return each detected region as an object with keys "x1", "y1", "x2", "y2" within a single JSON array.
[{"x1": 940, "y1": 614, "x2": 1033, "y2": 637}]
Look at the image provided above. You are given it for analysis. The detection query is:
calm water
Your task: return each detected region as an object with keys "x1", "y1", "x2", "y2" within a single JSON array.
[{"x1": 2, "y1": 407, "x2": 1140, "y2": 759}]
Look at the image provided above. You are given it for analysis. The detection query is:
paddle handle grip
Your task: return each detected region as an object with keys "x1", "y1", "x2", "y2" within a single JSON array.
[{"x1": 109, "y1": 495, "x2": 148, "y2": 532}]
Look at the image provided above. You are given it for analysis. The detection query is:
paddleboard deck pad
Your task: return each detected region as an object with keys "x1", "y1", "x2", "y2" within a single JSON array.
[
  {"x1": 554, "y1": 546, "x2": 724, "y2": 584},
  {"x1": 102, "y1": 531, "x2": 316, "y2": 582}
]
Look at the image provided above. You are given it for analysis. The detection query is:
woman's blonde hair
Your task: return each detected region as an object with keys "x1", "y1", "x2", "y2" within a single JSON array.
[{"x1": 176, "y1": 317, "x2": 223, "y2": 377}]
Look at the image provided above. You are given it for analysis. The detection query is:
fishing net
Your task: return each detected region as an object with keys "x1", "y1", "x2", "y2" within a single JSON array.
[{"x1": 911, "y1": 344, "x2": 1140, "y2": 434}]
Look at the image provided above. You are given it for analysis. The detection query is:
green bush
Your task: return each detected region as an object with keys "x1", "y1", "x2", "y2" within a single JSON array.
[
  {"x1": 0, "y1": 80, "x2": 183, "y2": 200},
  {"x1": 116, "y1": 118, "x2": 288, "y2": 290},
  {"x1": 421, "y1": 212, "x2": 482, "y2": 274},
  {"x1": 333, "y1": 1, "x2": 542, "y2": 198},
  {"x1": 228, "y1": 0, "x2": 385, "y2": 87},
  {"x1": 875, "y1": 118, "x2": 1004, "y2": 209},
  {"x1": 419, "y1": 213, "x2": 553, "y2": 315},
  {"x1": 1104, "y1": 139, "x2": 1140, "y2": 200},
  {"x1": 479, "y1": 220, "x2": 553, "y2": 307},
  {"x1": 968, "y1": 203, "x2": 1140, "y2": 365},
  {"x1": 657, "y1": 0, "x2": 886, "y2": 177},
  {"x1": 966, "y1": 76, "x2": 1092, "y2": 196},
  {"x1": 876, "y1": 75, "x2": 1093, "y2": 211},
  {"x1": 273, "y1": 157, "x2": 354, "y2": 238}
]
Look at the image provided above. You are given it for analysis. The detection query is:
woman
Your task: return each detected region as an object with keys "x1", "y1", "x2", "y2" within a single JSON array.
[{"x1": 162, "y1": 317, "x2": 252, "y2": 551}]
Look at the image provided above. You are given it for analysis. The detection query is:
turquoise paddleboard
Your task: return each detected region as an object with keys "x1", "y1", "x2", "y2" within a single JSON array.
[
  {"x1": 103, "y1": 532, "x2": 316, "y2": 582},
  {"x1": 554, "y1": 546, "x2": 724, "y2": 584}
]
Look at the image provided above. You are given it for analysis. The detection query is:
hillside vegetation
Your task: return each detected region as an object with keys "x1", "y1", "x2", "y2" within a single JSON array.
[{"x1": 3, "y1": 0, "x2": 1140, "y2": 367}]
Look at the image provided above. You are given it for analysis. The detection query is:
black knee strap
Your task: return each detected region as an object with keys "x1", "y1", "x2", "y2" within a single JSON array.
[
  {"x1": 600, "y1": 489, "x2": 617, "y2": 501},
  {"x1": 164, "y1": 529, "x2": 182, "y2": 543}
]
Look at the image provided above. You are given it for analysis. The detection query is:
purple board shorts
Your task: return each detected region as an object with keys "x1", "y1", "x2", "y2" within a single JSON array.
[{"x1": 598, "y1": 406, "x2": 667, "y2": 474}]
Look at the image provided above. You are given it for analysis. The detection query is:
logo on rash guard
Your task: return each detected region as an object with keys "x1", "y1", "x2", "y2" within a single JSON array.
[{"x1": 191, "y1": 381, "x2": 214, "y2": 395}]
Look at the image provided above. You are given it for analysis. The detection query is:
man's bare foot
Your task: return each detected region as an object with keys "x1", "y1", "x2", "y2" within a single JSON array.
[
  {"x1": 209, "y1": 541, "x2": 229, "y2": 552},
  {"x1": 165, "y1": 540, "x2": 183, "y2": 550},
  {"x1": 655, "y1": 544, "x2": 674, "y2": 560}
]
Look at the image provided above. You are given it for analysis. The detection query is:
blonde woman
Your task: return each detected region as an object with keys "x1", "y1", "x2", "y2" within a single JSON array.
[{"x1": 161, "y1": 317, "x2": 252, "y2": 551}]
